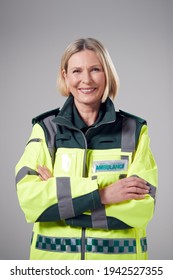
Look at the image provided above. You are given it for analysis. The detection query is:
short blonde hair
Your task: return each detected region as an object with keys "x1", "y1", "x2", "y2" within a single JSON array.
[{"x1": 57, "y1": 38, "x2": 120, "y2": 102}]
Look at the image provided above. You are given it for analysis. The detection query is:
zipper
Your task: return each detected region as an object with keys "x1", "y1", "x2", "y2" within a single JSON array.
[{"x1": 81, "y1": 228, "x2": 86, "y2": 260}]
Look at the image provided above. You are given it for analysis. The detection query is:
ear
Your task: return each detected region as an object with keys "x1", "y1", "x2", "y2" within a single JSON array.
[
  {"x1": 62, "y1": 69, "x2": 69, "y2": 89},
  {"x1": 62, "y1": 69, "x2": 68, "y2": 79}
]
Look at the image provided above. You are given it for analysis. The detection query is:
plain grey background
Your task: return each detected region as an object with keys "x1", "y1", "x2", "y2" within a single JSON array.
[{"x1": 0, "y1": 0, "x2": 172, "y2": 260}]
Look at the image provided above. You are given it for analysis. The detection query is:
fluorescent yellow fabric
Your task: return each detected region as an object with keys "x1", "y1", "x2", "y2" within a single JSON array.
[{"x1": 16, "y1": 118, "x2": 157, "y2": 260}]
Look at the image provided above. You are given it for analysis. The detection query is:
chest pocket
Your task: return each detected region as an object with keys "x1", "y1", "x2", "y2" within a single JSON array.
[
  {"x1": 87, "y1": 116, "x2": 137, "y2": 188},
  {"x1": 53, "y1": 148, "x2": 85, "y2": 177}
]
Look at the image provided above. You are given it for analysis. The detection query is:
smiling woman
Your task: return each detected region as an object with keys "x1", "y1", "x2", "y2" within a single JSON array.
[
  {"x1": 58, "y1": 38, "x2": 119, "y2": 103},
  {"x1": 15, "y1": 38, "x2": 158, "y2": 260},
  {"x1": 63, "y1": 50, "x2": 106, "y2": 125}
]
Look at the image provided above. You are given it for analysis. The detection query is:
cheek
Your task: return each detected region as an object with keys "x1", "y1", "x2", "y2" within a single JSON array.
[
  {"x1": 67, "y1": 76, "x2": 78, "y2": 88},
  {"x1": 96, "y1": 75, "x2": 106, "y2": 88}
]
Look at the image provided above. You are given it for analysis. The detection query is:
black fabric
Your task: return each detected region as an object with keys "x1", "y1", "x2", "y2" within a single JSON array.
[
  {"x1": 36, "y1": 204, "x2": 60, "y2": 222},
  {"x1": 66, "y1": 214, "x2": 132, "y2": 230}
]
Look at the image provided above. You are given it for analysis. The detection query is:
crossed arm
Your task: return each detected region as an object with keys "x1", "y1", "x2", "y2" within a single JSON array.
[{"x1": 38, "y1": 165, "x2": 149, "y2": 205}]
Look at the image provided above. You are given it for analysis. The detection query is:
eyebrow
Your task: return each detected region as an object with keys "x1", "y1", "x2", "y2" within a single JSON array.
[{"x1": 69, "y1": 64, "x2": 103, "y2": 70}]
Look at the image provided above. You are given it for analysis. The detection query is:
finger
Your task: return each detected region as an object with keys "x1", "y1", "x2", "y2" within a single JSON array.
[
  {"x1": 130, "y1": 182, "x2": 150, "y2": 190},
  {"x1": 38, "y1": 166, "x2": 45, "y2": 175},
  {"x1": 38, "y1": 166, "x2": 51, "y2": 180},
  {"x1": 38, "y1": 167, "x2": 47, "y2": 180},
  {"x1": 127, "y1": 186, "x2": 149, "y2": 194},
  {"x1": 123, "y1": 177, "x2": 149, "y2": 190},
  {"x1": 42, "y1": 166, "x2": 52, "y2": 178},
  {"x1": 126, "y1": 193, "x2": 146, "y2": 200},
  {"x1": 124, "y1": 176, "x2": 147, "y2": 185},
  {"x1": 123, "y1": 181, "x2": 149, "y2": 191}
]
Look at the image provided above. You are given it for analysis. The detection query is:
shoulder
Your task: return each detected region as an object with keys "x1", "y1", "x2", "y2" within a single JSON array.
[
  {"x1": 32, "y1": 108, "x2": 60, "y2": 125},
  {"x1": 118, "y1": 109, "x2": 147, "y2": 125}
]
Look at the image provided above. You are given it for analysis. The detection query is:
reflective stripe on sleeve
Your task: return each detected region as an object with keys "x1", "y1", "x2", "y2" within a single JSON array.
[
  {"x1": 148, "y1": 183, "x2": 157, "y2": 200},
  {"x1": 91, "y1": 205, "x2": 108, "y2": 229},
  {"x1": 56, "y1": 177, "x2": 75, "y2": 219},
  {"x1": 131, "y1": 175, "x2": 157, "y2": 202},
  {"x1": 91, "y1": 175, "x2": 108, "y2": 229},
  {"x1": 16, "y1": 166, "x2": 39, "y2": 184},
  {"x1": 35, "y1": 234, "x2": 147, "y2": 254}
]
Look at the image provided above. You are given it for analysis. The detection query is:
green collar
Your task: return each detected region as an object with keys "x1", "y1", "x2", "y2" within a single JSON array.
[
  {"x1": 72, "y1": 103, "x2": 106, "y2": 131},
  {"x1": 53, "y1": 95, "x2": 116, "y2": 128}
]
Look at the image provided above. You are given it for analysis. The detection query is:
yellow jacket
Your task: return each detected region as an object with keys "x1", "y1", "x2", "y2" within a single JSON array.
[{"x1": 16, "y1": 96, "x2": 158, "y2": 260}]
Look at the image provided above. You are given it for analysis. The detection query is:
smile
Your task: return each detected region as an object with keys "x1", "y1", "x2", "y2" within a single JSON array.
[{"x1": 79, "y1": 88, "x2": 96, "y2": 94}]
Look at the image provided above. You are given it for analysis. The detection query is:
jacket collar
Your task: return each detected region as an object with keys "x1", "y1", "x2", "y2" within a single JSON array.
[{"x1": 52, "y1": 95, "x2": 116, "y2": 127}]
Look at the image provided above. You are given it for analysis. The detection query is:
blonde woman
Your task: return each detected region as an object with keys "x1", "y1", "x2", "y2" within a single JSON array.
[{"x1": 16, "y1": 38, "x2": 157, "y2": 260}]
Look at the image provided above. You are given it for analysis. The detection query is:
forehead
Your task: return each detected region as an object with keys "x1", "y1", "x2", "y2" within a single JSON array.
[{"x1": 68, "y1": 49, "x2": 102, "y2": 68}]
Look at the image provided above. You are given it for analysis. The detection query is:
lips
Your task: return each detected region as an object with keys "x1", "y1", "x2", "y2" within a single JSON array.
[{"x1": 78, "y1": 88, "x2": 96, "y2": 93}]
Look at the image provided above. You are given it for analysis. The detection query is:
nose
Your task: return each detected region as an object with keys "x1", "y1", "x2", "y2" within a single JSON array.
[{"x1": 82, "y1": 70, "x2": 92, "y2": 84}]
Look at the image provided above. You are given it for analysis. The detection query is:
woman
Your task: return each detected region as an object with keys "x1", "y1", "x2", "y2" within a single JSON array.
[{"x1": 16, "y1": 38, "x2": 158, "y2": 260}]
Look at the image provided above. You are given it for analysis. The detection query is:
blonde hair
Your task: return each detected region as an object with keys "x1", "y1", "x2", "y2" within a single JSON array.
[{"x1": 57, "y1": 38, "x2": 120, "y2": 102}]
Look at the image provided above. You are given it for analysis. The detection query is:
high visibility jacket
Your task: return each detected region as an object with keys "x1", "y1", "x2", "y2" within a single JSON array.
[{"x1": 15, "y1": 95, "x2": 158, "y2": 260}]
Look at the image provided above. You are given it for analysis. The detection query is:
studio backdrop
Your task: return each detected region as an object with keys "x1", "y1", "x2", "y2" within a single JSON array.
[{"x1": 0, "y1": 0, "x2": 172, "y2": 259}]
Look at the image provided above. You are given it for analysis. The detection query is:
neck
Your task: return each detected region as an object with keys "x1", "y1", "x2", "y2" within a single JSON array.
[{"x1": 74, "y1": 101, "x2": 100, "y2": 126}]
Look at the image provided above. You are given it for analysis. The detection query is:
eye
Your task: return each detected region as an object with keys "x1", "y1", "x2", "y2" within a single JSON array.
[
  {"x1": 91, "y1": 67, "x2": 101, "y2": 72},
  {"x1": 72, "y1": 69, "x2": 81, "y2": 73}
]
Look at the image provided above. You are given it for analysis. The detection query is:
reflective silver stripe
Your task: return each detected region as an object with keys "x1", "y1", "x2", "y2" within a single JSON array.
[
  {"x1": 36, "y1": 234, "x2": 143, "y2": 254},
  {"x1": 43, "y1": 115, "x2": 57, "y2": 163},
  {"x1": 121, "y1": 117, "x2": 136, "y2": 152},
  {"x1": 56, "y1": 177, "x2": 75, "y2": 219},
  {"x1": 132, "y1": 175, "x2": 156, "y2": 201},
  {"x1": 16, "y1": 166, "x2": 39, "y2": 184},
  {"x1": 36, "y1": 235, "x2": 81, "y2": 252},
  {"x1": 148, "y1": 183, "x2": 157, "y2": 200},
  {"x1": 120, "y1": 155, "x2": 129, "y2": 177},
  {"x1": 91, "y1": 175, "x2": 108, "y2": 229},
  {"x1": 121, "y1": 155, "x2": 129, "y2": 161},
  {"x1": 86, "y1": 237, "x2": 136, "y2": 254},
  {"x1": 91, "y1": 206, "x2": 108, "y2": 229}
]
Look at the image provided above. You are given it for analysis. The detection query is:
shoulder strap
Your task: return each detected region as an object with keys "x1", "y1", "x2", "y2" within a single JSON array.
[
  {"x1": 119, "y1": 110, "x2": 146, "y2": 153},
  {"x1": 32, "y1": 108, "x2": 60, "y2": 164},
  {"x1": 119, "y1": 110, "x2": 147, "y2": 125},
  {"x1": 121, "y1": 116, "x2": 136, "y2": 153},
  {"x1": 32, "y1": 108, "x2": 60, "y2": 125}
]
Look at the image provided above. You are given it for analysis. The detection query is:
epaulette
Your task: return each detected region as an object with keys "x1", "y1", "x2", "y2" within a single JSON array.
[
  {"x1": 119, "y1": 110, "x2": 147, "y2": 124},
  {"x1": 32, "y1": 108, "x2": 60, "y2": 125}
]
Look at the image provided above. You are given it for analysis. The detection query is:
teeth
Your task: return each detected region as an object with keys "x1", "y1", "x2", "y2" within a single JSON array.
[{"x1": 80, "y1": 88, "x2": 95, "y2": 93}]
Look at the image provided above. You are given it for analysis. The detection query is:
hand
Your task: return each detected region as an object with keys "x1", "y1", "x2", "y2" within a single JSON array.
[
  {"x1": 99, "y1": 176, "x2": 150, "y2": 205},
  {"x1": 38, "y1": 165, "x2": 52, "y2": 181}
]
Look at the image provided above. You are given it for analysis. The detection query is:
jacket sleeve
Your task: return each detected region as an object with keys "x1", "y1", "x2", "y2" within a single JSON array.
[
  {"x1": 64, "y1": 124, "x2": 158, "y2": 230},
  {"x1": 103, "y1": 124, "x2": 158, "y2": 229},
  {"x1": 15, "y1": 124, "x2": 102, "y2": 223}
]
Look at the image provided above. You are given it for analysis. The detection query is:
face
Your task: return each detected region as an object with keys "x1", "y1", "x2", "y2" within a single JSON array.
[{"x1": 63, "y1": 50, "x2": 106, "y2": 109}]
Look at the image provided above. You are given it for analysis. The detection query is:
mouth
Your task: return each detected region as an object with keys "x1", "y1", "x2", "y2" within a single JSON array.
[{"x1": 78, "y1": 88, "x2": 96, "y2": 94}]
